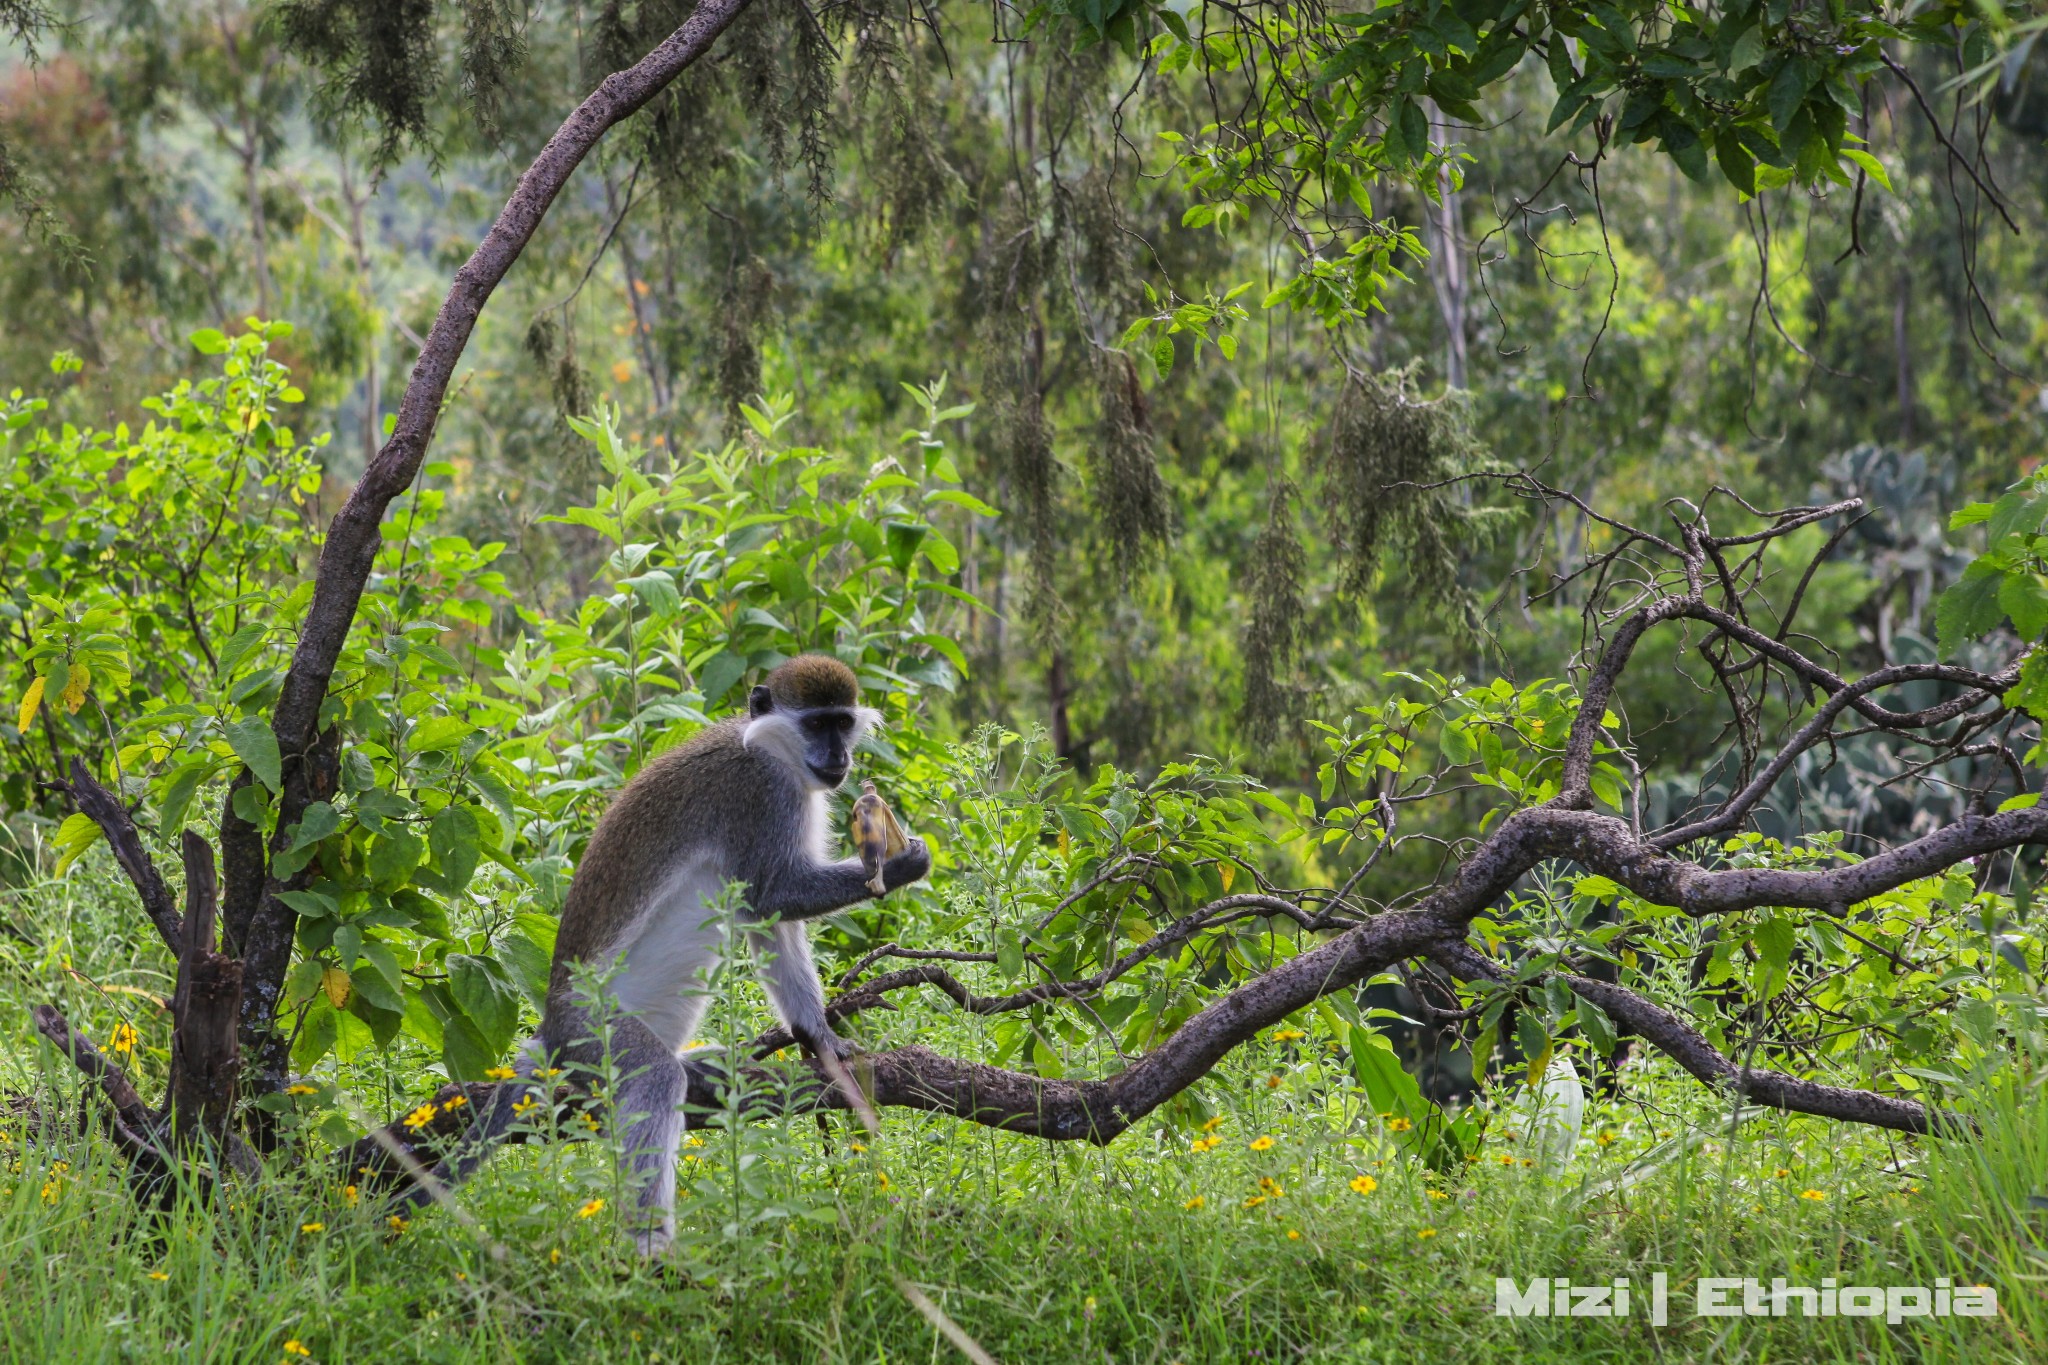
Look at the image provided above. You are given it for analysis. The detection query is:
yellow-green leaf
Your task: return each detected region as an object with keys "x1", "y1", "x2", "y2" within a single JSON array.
[{"x1": 17, "y1": 675, "x2": 44, "y2": 734}]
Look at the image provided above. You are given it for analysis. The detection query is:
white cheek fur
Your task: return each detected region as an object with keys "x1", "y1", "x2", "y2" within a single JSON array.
[{"x1": 741, "y1": 712, "x2": 809, "y2": 775}]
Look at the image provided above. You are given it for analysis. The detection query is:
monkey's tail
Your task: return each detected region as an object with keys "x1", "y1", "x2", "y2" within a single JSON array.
[{"x1": 388, "y1": 1041, "x2": 545, "y2": 1216}]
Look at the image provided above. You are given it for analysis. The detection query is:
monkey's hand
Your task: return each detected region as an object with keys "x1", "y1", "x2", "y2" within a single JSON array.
[
  {"x1": 799, "y1": 1026, "x2": 858, "y2": 1061},
  {"x1": 878, "y1": 837, "x2": 931, "y2": 894}
]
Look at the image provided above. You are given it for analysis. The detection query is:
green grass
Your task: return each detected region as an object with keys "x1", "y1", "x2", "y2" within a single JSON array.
[{"x1": 4, "y1": 867, "x2": 2045, "y2": 1363}]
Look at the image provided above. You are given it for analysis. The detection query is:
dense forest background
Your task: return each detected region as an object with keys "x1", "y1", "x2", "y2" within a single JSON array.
[{"x1": 8, "y1": 0, "x2": 2043, "y2": 797}]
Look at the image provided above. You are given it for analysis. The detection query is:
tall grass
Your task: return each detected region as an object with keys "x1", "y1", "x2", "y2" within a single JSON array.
[{"x1": 2, "y1": 858, "x2": 2041, "y2": 1363}]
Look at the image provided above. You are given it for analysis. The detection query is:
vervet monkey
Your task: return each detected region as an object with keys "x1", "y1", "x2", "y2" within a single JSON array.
[{"x1": 392, "y1": 655, "x2": 931, "y2": 1254}]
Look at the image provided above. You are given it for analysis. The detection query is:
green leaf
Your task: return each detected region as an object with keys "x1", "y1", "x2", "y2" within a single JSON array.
[
  {"x1": 441, "y1": 1012, "x2": 497, "y2": 1081},
  {"x1": 449, "y1": 954, "x2": 518, "y2": 1054},
  {"x1": 427, "y1": 804, "x2": 482, "y2": 893},
  {"x1": 698, "y1": 650, "x2": 748, "y2": 705},
  {"x1": 190, "y1": 328, "x2": 230, "y2": 355},
  {"x1": 409, "y1": 715, "x2": 475, "y2": 753},
  {"x1": 352, "y1": 941, "x2": 406, "y2": 1013},
  {"x1": 285, "y1": 801, "x2": 341, "y2": 852},
  {"x1": 1516, "y1": 1012, "x2": 1553, "y2": 1089},
  {"x1": 1999, "y1": 573, "x2": 2048, "y2": 641},
  {"x1": 367, "y1": 828, "x2": 424, "y2": 888},
  {"x1": 53, "y1": 812, "x2": 104, "y2": 875},
  {"x1": 1840, "y1": 148, "x2": 1892, "y2": 191},
  {"x1": 885, "y1": 521, "x2": 929, "y2": 574},
  {"x1": 1574, "y1": 992, "x2": 1617, "y2": 1057},
  {"x1": 157, "y1": 759, "x2": 212, "y2": 836},
  {"x1": 1153, "y1": 333, "x2": 1175, "y2": 378},
  {"x1": 225, "y1": 718, "x2": 282, "y2": 792},
  {"x1": 214, "y1": 622, "x2": 268, "y2": 681},
  {"x1": 1753, "y1": 914, "x2": 1796, "y2": 973},
  {"x1": 1935, "y1": 562, "x2": 2007, "y2": 658}
]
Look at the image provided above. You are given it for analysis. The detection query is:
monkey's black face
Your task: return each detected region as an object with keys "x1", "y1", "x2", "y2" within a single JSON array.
[{"x1": 799, "y1": 708, "x2": 857, "y2": 788}]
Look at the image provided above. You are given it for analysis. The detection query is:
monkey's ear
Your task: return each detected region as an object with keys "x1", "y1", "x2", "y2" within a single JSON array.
[{"x1": 748, "y1": 685, "x2": 774, "y2": 718}]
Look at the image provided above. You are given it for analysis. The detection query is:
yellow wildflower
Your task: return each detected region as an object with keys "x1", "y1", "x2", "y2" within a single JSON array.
[
  {"x1": 286, "y1": 1084, "x2": 318, "y2": 1096},
  {"x1": 110, "y1": 1023, "x2": 138, "y2": 1055},
  {"x1": 443, "y1": 1094, "x2": 467, "y2": 1109},
  {"x1": 1594, "y1": 1132, "x2": 1615, "y2": 1146},
  {"x1": 1799, "y1": 1189, "x2": 1827, "y2": 1202},
  {"x1": 342, "y1": 1185, "x2": 358, "y2": 1206},
  {"x1": 484, "y1": 1066, "x2": 518, "y2": 1081},
  {"x1": 1427, "y1": 1189, "x2": 1448, "y2": 1201},
  {"x1": 550, "y1": 1248, "x2": 562, "y2": 1265},
  {"x1": 511, "y1": 1097, "x2": 538, "y2": 1116},
  {"x1": 849, "y1": 1141, "x2": 866, "y2": 1153},
  {"x1": 1417, "y1": 1228, "x2": 1437, "y2": 1239},
  {"x1": 283, "y1": 1341, "x2": 311, "y2": 1358},
  {"x1": 579, "y1": 1113, "x2": 601, "y2": 1132},
  {"x1": 1497, "y1": 1155, "x2": 1514, "y2": 1166},
  {"x1": 1773, "y1": 1167, "x2": 1791, "y2": 1178},
  {"x1": 1386, "y1": 1117, "x2": 1413, "y2": 1133},
  {"x1": 299, "y1": 1222, "x2": 325, "y2": 1234},
  {"x1": 1183, "y1": 1195, "x2": 1205, "y2": 1210},
  {"x1": 148, "y1": 1271, "x2": 169, "y2": 1282},
  {"x1": 537, "y1": 1067, "x2": 563, "y2": 1079},
  {"x1": 876, "y1": 1172, "x2": 892, "y2": 1191},
  {"x1": 1265, "y1": 1075, "x2": 1282, "y2": 1089},
  {"x1": 684, "y1": 1135, "x2": 705, "y2": 1148},
  {"x1": 1287, "y1": 1229, "x2": 1302, "y2": 1240},
  {"x1": 577, "y1": 1198, "x2": 605, "y2": 1219},
  {"x1": 1249, "y1": 1135, "x2": 1275, "y2": 1152},
  {"x1": 1258, "y1": 1177, "x2": 1284, "y2": 1198},
  {"x1": 1242, "y1": 1195, "x2": 1267, "y2": 1209},
  {"x1": 387, "y1": 1215, "x2": 408, "y2": 1234},
  {"x1": 1201, "y1": 1115, "x2": 1224, "y2": 1133},
  {"x1": 1520, "y1": 1158, "x2": 1534, "y2": 1168},
  {"x1": 402, "y1": 1103, "x2": 437, "y2": 1131},
  {"x1": 1349, "y1": 1175, "x2": 1377, "y2": 1195},
  {"x1": 1271, "y1": 1029, "x2": 1305, "y2": 1042}
]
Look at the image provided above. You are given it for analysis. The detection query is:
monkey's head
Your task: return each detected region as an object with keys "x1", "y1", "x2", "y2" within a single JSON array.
[{"x1": 743, "y1": 655, "x2": 879, "y2": 791}]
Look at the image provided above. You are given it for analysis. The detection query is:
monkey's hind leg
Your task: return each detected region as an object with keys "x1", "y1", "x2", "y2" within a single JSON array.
[{"x1": 602, "y1": 1015, "x2": 689, "y2": 1258}]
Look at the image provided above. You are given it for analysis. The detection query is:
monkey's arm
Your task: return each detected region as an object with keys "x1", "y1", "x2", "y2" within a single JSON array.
[
  {"x1": 748, "y1": 920, "x2": 853, "y2": 1059},
  {"x1": 749, "y1": 839, "x2": 931, "y2": 921}
]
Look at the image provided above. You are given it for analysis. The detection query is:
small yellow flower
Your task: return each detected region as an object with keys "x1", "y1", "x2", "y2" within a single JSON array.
[
  {"x1": 537, "y1": 1067, "x2": 564, "y2": 1079},
  {"x1": 1249, "y1": 1135, "x2": 1275, "y2": 1152},
  {"x1": 876, "y1": 1172, "x2": 892, "y2": 1191},
  {"x1": 1286, "y1": 1229, "x2": 1301, "y2": 1240},
  {"x1": 1427, "y1": 1189, "x2": 1448, "y2": 1200},
  {"x1": 849, "y1": 1141, "x2": 866, "y2": 1153},
  {"x1": 1265, "y1": 1075, "x2": 1282, "y2": 1089},
  {"x1": 550, "y1": 1248, "x2": 562, "y2": 1265},
  {"x1": 579, "y1": 1113, "x2": 601, "y2": 1132},
  {"x1": 1595, "y1": 1132, "x2": 1615, "y2": 1146},
  {"x1": 443, "y1": 1094, "x2": 467, "y2": 1109},
  {"x1": 1183, "y1": 1195, "x2": 1205, "y2": 1210},
  {"x1": 511, "y1": 1097, "x2": 538, "y2": 1116},
  {"x1": 1271, "y1": 1029, "x2": 1305, "y2": 1042},
  {"x1": 1417, "y1": 1228, "x2": 1437, "y2": 1239},
  {"x1": 110, "y1": 1023, "x2": 139, "y2": 1055},
  {"x1": 1799, "y1": 1189, "x2": 1827, "y2": 1202},
  {"x1": 1242, "y1": 1195, "x2": 1267, "y2": 1209},
  {"x1": 387, "y1": 1215, "x2": 409, "y2": 1234},
  {"x1": 684, "y1": 1135, "x2": 705, "y2": 1148},
  {"x1": 402, "y1": 1103, "x2": 438, "y2": 1131},
  {"x1": 1386, "y1": 1117, "x2": 1413, "y2": 1133},
  {"x1": 286, "y1": 1084, "x2": 318, "y2": 1096},
  {"x1": 1906, "y1": 1184, "x2": 1921, "y2": 1194},
  {"x1": 299, "y1": 1222, "x2": 325, "y2": 1234},
  {"x1": 1201, "y1": 1115, "x2": 1224, "y2": 1133},
  {"x1": 1258, "y1": 1178, "x2": 1285, "y2": 1199},
  {"x1": 1498, "y1": 1155, "x2": 1514, "y2": 1166},
  {"x1": 577, "y1": 1198, "x2": 605, "y2": 1219},
  {"x1": 1520, "y1": 1158, "x2": 1534, "y2": 1168},
  {"x1": 283, "y1": 1342, "x2": 311, "y2": 1358},
  {"x1": 40, "y1": 1180, "x2": 59, "y2": 1204},
  {"x1": 485, "y1": 1066, "x2": 518, "y2": 1081},
  {"x1": 1464, "y1": 1153, "x2": 1481, "y2": 1163},
  {"x1": 1349, "y1": 1175, "x2": 1377, "y2": 1195},
  {"x1": 342, "y1": 1185, "x2": 358, "y2": 1206},
  {"x1": 1773, "y1": 1167, "x2": 1791, "y2": 1178},
  {"x1": 148, "y1": 1271, "x2": 169, "y2": 1281}
]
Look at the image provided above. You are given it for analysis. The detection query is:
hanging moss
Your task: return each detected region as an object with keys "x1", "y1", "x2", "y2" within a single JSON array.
[
  {"x1": 1088, "y1": 350, "x2": 1171, "y2": 580},
  {"x1": 1241, "y1": 476, "x2": 1306, "y2": 747},
  {"x1": 1323, "y1": 364, "x2": 1499, "y2": 631},
  {"x1": 716, "y1": 257, "x2": 776, "y2": 433},
  {"x1": 459, "y1": 0, "x2": 526, "y2": 141},
  {"x1": 276, "y1": 0, "x2": 440, "y2": 164}
]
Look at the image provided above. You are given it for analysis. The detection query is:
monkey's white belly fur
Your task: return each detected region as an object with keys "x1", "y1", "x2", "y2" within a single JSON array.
[{"x1": 606, "y1": 856, "x2": 729, "y2": 1054}]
